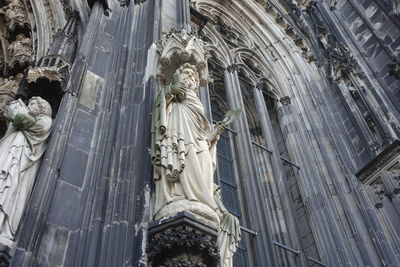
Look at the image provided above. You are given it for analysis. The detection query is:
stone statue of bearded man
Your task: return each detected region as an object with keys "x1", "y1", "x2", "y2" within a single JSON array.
[
  {"x1": 0, "y1": 96, "x2": 52, "y2": 248},
  {"x1": 151, "y1": 63, "x2": 225, "y2": 223}
]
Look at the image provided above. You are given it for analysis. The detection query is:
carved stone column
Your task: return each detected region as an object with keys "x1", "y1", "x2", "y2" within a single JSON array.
[
  {"x1": 177, "y1": 0, "x2": 190, "y2": 29},
  {"x1": 253, "y1": 85, "x2": 308, "y2": 267},
  {"x1": 147, "y1": 211, "x2": 219, "y2": 267},
  {"x1": 223, "y1": 65, "x2": 278, "y2": 267}
]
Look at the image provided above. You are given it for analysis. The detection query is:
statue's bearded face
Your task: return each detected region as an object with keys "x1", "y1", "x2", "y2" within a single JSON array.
[
  {"x1": 27, "y1": 97, "x2": 52, "y2": 117},
  {"x1": 181, "y1": 68, "x2": 198, "y2": 91},
  {"x1": 28, "y1": 99, "x2": 41, "y2": 116}
]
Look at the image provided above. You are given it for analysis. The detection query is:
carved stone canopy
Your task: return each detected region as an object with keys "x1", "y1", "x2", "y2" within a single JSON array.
[
  {"x1": 26, "y1": 67, "x2": 62, "y2": 84},
  {"x1": 157, "y1": 27, "x2": 210, "y2": 86},
  {"x1": 26, "y1": 55, "x2": 71, "y2": 89}
]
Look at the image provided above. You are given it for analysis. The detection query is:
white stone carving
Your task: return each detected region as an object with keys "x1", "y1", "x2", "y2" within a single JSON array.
[
  {"x1": 26, "y1": 67, "x2": 62, "y2": 83},
  {"x1": 7, "y1": 33, "x2": 33, "y2": 68},
  {"x1": 0, "y1": 97, "x2": 52, "y2": 248},
  {"x1": 0, "y1": 74, "x2": 23, "y2": 114},
  {"x1": 157, "y1": 27, "x2": 210, "y2": 86},
  {"x1": 151, "y1": 63, "x2": 224, "y2": 224},
  {"x1": 214, "y1": 184, "x2": 241, "y2": 267}
]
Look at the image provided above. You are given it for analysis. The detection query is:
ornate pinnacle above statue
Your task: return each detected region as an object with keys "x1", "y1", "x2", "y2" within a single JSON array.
[
  {"x1": 0, "y1": 97, "x2": 52, "y2": 249},
  {"x1": 151, "y1": 63, "x2": 241, "y2": 224}
]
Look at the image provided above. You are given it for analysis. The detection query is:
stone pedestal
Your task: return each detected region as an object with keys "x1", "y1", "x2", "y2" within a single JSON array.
[
  {"x1": 147, "y1": 211, "x2": 219, "y2": 267},
  {"x1": 0, "y1": 245, "x2": 11, "y2": 267}
]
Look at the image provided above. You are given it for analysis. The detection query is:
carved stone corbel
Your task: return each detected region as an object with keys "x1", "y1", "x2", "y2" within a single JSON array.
[
  {"x1": 285, "y1": 25, "x2": 296, "y2": 38},
  {"x1": 279, "y1": 96, "x2": 291, "y2": 106},
  {"x1": 275, "y1": 13, "x2": 286, "y2": 27},
  {"x1": 265, "y1": 2, "x2": 276, "y2": 16},
  {"x1": 147, "y1": 212, "x2": 219, "y2": 267},
  {"x1": 226, "y1": 64, "x2": 238, "y2": 73}
]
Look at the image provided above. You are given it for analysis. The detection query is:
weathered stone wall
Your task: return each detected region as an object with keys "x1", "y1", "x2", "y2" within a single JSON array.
[
  {"x1": 5, "y1": 0, "x2": 400, "y2": 266},
  {"x1": 11, "y1": 1, "x2": 159, "y2": 266}
]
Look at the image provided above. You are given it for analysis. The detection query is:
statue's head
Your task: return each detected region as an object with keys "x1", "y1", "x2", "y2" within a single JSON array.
[
  {"x1": 175, "y1": 63, "x2": 200, "y2": 91},
  {"x1": 28, "y1": 96, "x2": 52, "y2": 117},
  {"x1": 16, "y1": 33, "x2": 26, "y2": 41}
]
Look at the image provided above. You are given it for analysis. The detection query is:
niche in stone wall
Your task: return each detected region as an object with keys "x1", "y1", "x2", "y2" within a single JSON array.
[{"x1": 17, "y1": 75, "x2": 64, "y2": 118}]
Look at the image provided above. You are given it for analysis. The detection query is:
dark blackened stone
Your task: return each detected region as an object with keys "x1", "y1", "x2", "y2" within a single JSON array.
[{"x1": 0, "y1": 245, "x2": 11, "y2": 267}]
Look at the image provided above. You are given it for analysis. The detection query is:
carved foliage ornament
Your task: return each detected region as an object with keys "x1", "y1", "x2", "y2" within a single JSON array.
[
  {"x1": 117, "y1": 0, "x2": 147, "y2": 6},
  {"x1": 147, "y1": 225, "x2": 219, "y2": 267}
]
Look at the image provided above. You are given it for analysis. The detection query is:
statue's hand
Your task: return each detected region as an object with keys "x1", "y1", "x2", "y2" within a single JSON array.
[
  {"x1": 170, "y1": 82, "x2": 187, "y2": 101},
  {"x1": 214, "y1": 123, "x2": 226, "y2": 137},
  {"x1": 207, "y1": 123, "x2": 226, "y2": 144},
  {"x1": 3, "y1": 106, "x2": 14, "y2": 120}
]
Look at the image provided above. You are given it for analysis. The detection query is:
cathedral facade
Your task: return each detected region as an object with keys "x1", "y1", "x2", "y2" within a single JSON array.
[{"x1": 0, "y1": 0, "x2": 399, "y2": 266}]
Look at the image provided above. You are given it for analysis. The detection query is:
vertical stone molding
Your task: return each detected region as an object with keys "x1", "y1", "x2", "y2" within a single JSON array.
[{"x1": 223, "y1": 68, "x2": 278, "y2": 266}]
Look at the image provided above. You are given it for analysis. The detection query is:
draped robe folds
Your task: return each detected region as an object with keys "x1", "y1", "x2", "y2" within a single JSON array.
[
  {"x1": 0, "y1": 113, "x2": 52, "y2": 247},
  {"x1": 215, "y1": 189, "x2": 241, "y2": 267},
  {"x1": 151, "y1": 86, "x2": 219, "y2": 219}
]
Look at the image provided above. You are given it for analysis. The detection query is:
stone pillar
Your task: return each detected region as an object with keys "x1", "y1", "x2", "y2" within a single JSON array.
[
  {"x1": 335, "y1": 81, "x2": 377, "y2": 155},
  {"x1": 223, "y1": 65, "x2": 278, "y2": 267},
  {"x1": 348, "y1": 74, "x2": 396, "y2": 147},
  {"x1": 277, "y1": 94, "x2": 382, "y2": 266},
  {"x1": 253, "y1": 86, "x2": 308, "y2": 267},
  {"x1": 177, "y1": 0, "x2": 190, "y2": 29},
  {"x1": 199, "y1": 84, "x2": 212, "y2": 121},
  {"x1": 147, "y1": 211, "x2": 219, "y2": 267}
]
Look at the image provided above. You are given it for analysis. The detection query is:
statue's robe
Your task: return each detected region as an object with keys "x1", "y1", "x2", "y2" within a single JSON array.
[
  {"x1": 215, "y1": 191, "x2": 241, "y2": 267},
  {"x1": 0, "y1": 113, "x2": 52, "y2": 247},
  {"x1": 151, "y1": 86, "x2": 219, "y2": 218}
]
